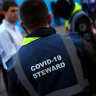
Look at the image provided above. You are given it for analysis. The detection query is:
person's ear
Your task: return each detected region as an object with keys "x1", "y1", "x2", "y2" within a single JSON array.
[
  {"x1": 20, "y1": 22, "x2": 27, "y2": 32},
  {"x1": 48, "y1": 14, "x2": 52, "y2": 24}
]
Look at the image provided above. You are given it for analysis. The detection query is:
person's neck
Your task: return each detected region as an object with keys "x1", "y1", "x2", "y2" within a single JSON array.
[{"x1": 5, "y1": 17, "x2": 15, "y2": 24}]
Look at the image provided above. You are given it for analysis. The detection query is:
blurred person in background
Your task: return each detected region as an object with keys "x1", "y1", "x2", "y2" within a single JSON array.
[
  {"x1": 81, "y1": 0, "x2": 96, "y2": 28},
  {"x1": 81, "y1": 0, "x2": 88, "y2": 12},
  {"x1": 0, "y1": 8, "x2": 8, "y2": 96},
  {"x1": 0, "y1": 0, "x2": 23, "y2": 92},
  {"x1": 0, "y1": 0, "x2": 23, "y2": 70},
  {"x1": 7, "y1": 0, "x2": 96, "y2": 96},
  {"x1": 51, "y1": 0, "x2": 73, "y2": 25},
  {"x1": 54, "y1": 0, "x2": 96, "y2": 49},
  {"x1": 87, "y1": 0, "x2": 96, "y2": 28}
]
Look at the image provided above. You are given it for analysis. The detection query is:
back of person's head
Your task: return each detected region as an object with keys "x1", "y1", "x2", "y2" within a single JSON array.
[
  {"x1": 2, "y1": 0, "x2": 18, "y2": 12},
  {"x1": 54, "y1": 0, "x2": 75, "y2": 19},
  {"x1": 20, "y1": 0, "x2": 49, "y2": 30}
]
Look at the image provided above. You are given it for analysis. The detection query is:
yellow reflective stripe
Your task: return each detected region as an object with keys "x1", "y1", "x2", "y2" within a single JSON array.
[
  {"x1": 65, "y1": 20, "x2": 69, "y2": 33},
  {"x1": 23, "y1": 37, "x2": 41, "y2": 46},
  {"x1": 65, "y1": 3, "x2": 82, "y2": 31},
  {"x1": 71, "y1": 3, "x2": 82, "y2": 17}
]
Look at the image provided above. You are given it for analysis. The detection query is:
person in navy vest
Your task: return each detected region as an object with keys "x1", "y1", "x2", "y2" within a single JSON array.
[
  {"x1": 54, "y1": 0, "x2": 96, "y2": 49},
  {"x1": 7, "y1": 0, "x2": 96, "y2": 96}
]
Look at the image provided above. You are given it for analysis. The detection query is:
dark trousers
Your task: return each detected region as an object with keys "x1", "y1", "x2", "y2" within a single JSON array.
[
  {"x1": 0, "y1": 64, "x2": 8, "y2": 91},
  {"x1": 3, "y1": 68, "x2": 8, "y2": 91}
]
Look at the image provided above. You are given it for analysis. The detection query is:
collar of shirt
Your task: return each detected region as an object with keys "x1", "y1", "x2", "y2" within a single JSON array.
[
  {"x1": 23, "y1": 27, "x2": 56, "y2": 46},
  {"x1": 2, "y1": 19, "x2": 16, "y2": 31},
  {"x1": 26, "y1": 27, "x2": 56, "y2": 38}
]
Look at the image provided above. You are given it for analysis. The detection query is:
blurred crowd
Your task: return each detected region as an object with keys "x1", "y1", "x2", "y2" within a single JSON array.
[{"x1": 0, "y1": 0, "x2": 96, "y2": 96}]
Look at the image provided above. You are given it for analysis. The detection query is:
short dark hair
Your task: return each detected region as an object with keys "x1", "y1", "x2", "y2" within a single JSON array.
[
  {"x1": 54, "y1": 0, "x2": 74, "y2": 19},
  {"x1": 2, "y1": 1, "x2": 18, "y2": 12},
  {"x1": 20, "y1": 0, "x2": 49, "y2": 30}
]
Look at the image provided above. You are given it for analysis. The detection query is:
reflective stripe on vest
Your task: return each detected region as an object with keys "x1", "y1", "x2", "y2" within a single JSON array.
[
  {"x1": 23, "y1": 37, "x2": 41, "y2": 46},
  {"x1": 71, "y1": 11, "x2": 89, "y2": 32},
  {"x1": 46, "y1": 34, "x2": 89, "y2": 96},
  {"x1": 13, "y1": 53, "x2": 38, "y2": 96},
  {"x1": 65, "y1": 3, "x2": 82, "y2": 32},
  {"x1": 13, "y1": 34, "x2": 89, "y2": 96}
]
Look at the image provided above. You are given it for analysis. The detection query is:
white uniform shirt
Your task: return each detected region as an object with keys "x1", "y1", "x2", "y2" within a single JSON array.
[{"x1": 0, "y1": 19, "x2": 23, "y2": 69}]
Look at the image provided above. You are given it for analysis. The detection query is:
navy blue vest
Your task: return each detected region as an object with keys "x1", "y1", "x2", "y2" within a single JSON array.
[{"x1": 8, "y1": 33, "x2": 90, "y2": 96}]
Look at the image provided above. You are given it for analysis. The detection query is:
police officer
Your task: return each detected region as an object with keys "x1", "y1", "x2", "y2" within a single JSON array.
[
  {"x1": 54, "y1": 0, "x2": 96, "y2": 49},
  {"x1": 7, "y1": 0, "x2": 96, "y2": 96}
]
